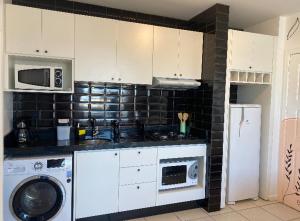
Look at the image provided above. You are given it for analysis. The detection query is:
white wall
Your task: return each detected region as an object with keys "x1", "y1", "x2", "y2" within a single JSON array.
[
  {"x1": 245, "y1": 17, "x2": 286, "y2": 200},
  {"x1": 284, "y1": 13, "x2": 300, "y2": 52},
  {"x1": 0, "y1": 0, "x2": 4, "y2": 220}
]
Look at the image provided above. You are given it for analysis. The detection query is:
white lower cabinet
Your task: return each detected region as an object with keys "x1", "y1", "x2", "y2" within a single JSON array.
[
  {"x1": 74, "y1": 145, "x2": 205, "y2": 217},
  {"x1": 119, "y1": 182, "x2": 157, "y2": 211},
  {"x1": 120, "y1": 165, "x2": 157, "y2": 185},
  {"x1": 74, "y1": 150, "x2": 120, "y2": 219},
  {"x1": 120, "y1": 147, "x2": 157, "y2": 167}
]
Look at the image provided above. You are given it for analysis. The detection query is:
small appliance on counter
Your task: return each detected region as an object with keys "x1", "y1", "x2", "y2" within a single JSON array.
[
  {"x1": 16, "y1": 120, "x2": 29, "y2": 145},
  {"x1": 57, "y1": 119, "x2": 71, "y2": 141}
]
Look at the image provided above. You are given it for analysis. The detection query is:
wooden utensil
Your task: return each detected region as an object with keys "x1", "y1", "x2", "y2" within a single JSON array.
[
  {"x1": 178, "y1": 112, "x2": 183, "y2": 123},
  {"x1": 183, "y1": 113, "x2": 189, "y2": 122}
]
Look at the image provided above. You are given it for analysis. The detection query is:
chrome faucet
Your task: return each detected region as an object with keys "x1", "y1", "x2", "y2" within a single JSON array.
[
  {"x1": 89, "y1": 117, "x2": 99, "y2": 139},
  {"x1": 111, "y1": 120, "x2": 120, "y2": 142}
]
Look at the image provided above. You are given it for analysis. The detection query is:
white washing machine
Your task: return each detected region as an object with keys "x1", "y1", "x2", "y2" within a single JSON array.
[{"x1": 4, "y1": 155, "x2": 72, "y2": 221}]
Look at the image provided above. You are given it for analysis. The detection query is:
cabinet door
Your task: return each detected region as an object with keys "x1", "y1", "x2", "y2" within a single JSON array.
[
  {"x1": 119, "y1": 182, "x2": 157, "y2": 211},
  {"x1": 42, "y1": 10, "x2": 74, "y2": 58},
  {"x1": 75, "y1": 15, "x2": 117, "y2": 82},
  {"x1": 6, "y1": 4, "x2": 42, "y2": 55},
  {"x1": 251, "y1": 33, "x2": 274, "y2": 73},
  {"x1": 120, "y1": 148, "x2": 157, "y2": 167},
  {"x1": 117, "y1": 21, "x2": 153, "y2": 85},
  {"x1": 75, "y1": 150, "x2": 119, "y2": 219},
  {"x1": 178, "y1": 30, "x2": 203, "y2": 79},
  {"x1": 153, "y1": 26, "x2": 179, "y2": 79},
  {"x1": 228, "y1": 30, "x2": 254, "y2": 71}
]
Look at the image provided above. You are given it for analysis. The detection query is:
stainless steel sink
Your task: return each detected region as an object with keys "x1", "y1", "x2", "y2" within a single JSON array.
[{"x1": 79, "y1": 139, "x2": 112, "y2": 146}]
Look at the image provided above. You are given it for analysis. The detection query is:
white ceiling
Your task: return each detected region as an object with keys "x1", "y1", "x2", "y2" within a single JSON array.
[{"x1": 73, "y1": 0, "x2": 300, "y2": 28}]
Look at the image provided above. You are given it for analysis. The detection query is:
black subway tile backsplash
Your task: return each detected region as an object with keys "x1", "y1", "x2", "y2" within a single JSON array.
[{"x1": 14, "y1": 83, "x2": 213, "y2": 133}]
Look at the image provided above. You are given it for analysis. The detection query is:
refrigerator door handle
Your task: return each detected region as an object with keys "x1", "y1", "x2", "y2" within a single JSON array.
[{"x1": 239, "y1": 107, "x2": 245, "y2": 137}]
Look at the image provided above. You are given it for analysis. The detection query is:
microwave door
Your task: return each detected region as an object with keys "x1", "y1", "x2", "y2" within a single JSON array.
[
  {"x1": 162, "y1": 165, "x2": 187, "y2": 186},
  {"x1": 16, "y1": 68, "x2": 51, "y2": 90}
]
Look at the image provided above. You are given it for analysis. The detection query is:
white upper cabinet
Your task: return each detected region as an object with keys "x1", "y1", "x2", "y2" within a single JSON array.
[
  {"x1": 75, "y1": 150, "x2": 120, "y2": 219},
  {"x1": 5, "y1": 4, "x2": 74, "y2": 58},
  {"x1": 117, "y1": 21, "x2": 153, "y2": 85},
  {"x1": 179, "y1": 30, "x2": 203, "y2": 79},
  {"x1": 75, "y1": 18, "x2": 153, "y2": 85},
  {"x1": 228, "y1": 30, "x2": 274, "y2": 73},
  {"x1": 153, "y1": 26, "x2": 179, "y2": 79},
  {"x1": 75, "y1": 15, "x2": 117, "y2": 82},
  {"x1": 251, "y1": 33, "x2": 274, "y2": 73},
  {"x1": 42, "y1": 10, "x2": 74, "y2": 58},
  {"x1": 6, "y1": 4, "x2": 42, "y2": 55},
  {"x1": 153, "y1": 26, "x2": 203, "y2": 80}
]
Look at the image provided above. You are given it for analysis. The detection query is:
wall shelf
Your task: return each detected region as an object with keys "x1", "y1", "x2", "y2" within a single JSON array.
[
  {"x1": 4, "y1": 54, "x2": 74, "y2": 93},
  {"x1": 230, "y1": 70, "x2": 271, "y2": 85}
]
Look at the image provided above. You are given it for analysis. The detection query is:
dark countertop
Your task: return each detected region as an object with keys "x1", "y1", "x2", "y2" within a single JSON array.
[{"x1": 4, "y1": 139, "x2": 207, "y2": 158}]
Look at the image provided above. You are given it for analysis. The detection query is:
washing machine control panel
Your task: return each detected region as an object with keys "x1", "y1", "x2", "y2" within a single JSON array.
[
  {"x1": 4, "y1": 156, "x2": 72, "y2": 175},
  {"x1": 33, "y1": 161, "x2": 43, "y2": 170}
]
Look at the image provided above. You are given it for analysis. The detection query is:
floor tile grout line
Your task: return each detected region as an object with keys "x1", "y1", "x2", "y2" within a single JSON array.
[
  {"x1": 259, "y1": 204, "x2": 287, "y2": 221},
  {"x1": 234, "y1": 205, "x2": 276, "y2": 221}
]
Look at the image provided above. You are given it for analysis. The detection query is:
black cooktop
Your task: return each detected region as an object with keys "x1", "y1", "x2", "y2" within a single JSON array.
[{"x1": 144, "y1": 131, "x2": 192, "y2": 141}]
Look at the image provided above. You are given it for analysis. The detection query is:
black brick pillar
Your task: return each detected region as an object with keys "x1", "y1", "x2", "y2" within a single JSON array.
[{"x1": 190, "y1": 4, "x2": 229, "y2": 212}]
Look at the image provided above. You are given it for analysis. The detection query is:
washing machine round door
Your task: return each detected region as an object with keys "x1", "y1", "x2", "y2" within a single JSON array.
[{"x1": 10, "y1": 175, "x2": 65, "y2": 221}]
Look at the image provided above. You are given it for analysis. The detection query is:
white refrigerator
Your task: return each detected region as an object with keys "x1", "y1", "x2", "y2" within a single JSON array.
[{"x1": 226, "y1": 104, "x2": 261, "y2": 204}]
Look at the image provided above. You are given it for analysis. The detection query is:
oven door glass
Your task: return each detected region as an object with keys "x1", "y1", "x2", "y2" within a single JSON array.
[
  {"x1": 18, "y1": 68, "x2": 51, "y2": 87},
  {"x1": 162, "y1": 165, "x2": 187, "y2": 186},
  {"x1": 11, "y1": 176, "x2": 64, "y2": 221}
]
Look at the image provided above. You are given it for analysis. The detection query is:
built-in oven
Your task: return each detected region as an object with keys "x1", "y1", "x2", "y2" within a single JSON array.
[
  {"x1": 15, "y1": 64, "x2": 63, "y2": 90},
  {"x1": 159, "y1": 159, "x2": 199, "y2": 190}
]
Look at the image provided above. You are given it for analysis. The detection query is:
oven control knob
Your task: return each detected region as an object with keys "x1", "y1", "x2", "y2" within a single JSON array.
[
  {"x1": 188, "y1": 162, "x2": 198, "y2": 179},
  {"x1": 34, "y1": 162, "x2": 43, "y2": 170}
]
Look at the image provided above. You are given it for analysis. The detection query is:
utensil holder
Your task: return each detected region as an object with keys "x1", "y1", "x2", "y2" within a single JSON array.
[{"x1": 180, "y1": 122, "x2": 186, "y2": 134}]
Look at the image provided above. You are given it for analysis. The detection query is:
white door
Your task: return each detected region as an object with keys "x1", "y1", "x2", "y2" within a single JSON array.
[
  {"x1": 119, "y1": 182, "x2": 157, "y2": 211},
  {"x1": 251, "y1": 33, "x2": 274, "y2": 73},
  {"x1": 117, "y1": 21, "x2": 153, "y2": 85},
  {"x1": 5, "y1": 4, "x2": 42, "y2": 55},
  {"x1": 42, "y1": 10, "x2": 74, "y2": 58},
  {"x1": 75, "y1": 15, "x2": 117, "y2": 82},
  {"x1": 228, "y1": 30, "x2": 254, "y2": 71},
  {"x1": 75, "y1": 150, "x2": 120, "y2": 219},
  {"x1": 227, "y1": 106, "x2": 261, "y2": 202},
  {"x1": 153, "y1": 26, "x2": 179, "y2": 79},
  {"x1": 178, "y1": 30, "x2": 203, "y2": 79}
]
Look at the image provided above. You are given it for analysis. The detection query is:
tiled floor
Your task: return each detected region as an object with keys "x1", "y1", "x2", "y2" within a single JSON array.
[{"x1": 128, "y1": 199, "x2": 300, "y2": 221}]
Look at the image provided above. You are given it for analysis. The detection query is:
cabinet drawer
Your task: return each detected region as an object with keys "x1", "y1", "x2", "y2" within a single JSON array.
[
  {"x1": 120, "y1": 148, "x2": 157, "y2": 167},
  {"x1": 120, "y1": 165, "x2": 156, "y2": 185},
  {"x1": 119, "y1": 182, "x2": 156, "y2": 211}
]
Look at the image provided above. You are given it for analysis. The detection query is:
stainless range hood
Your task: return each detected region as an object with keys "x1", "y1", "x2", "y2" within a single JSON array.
[{"x1": 151, "y1": 77, "x2": 201, "y2": 90}]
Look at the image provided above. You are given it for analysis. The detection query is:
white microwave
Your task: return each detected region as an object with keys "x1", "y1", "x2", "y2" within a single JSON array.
[
  {"x1": 15, "y1": 64, "x2": 63, "y2": 90},
  {"x1": 159, "y1": 159, "x2": 199, "y2": 190}
]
